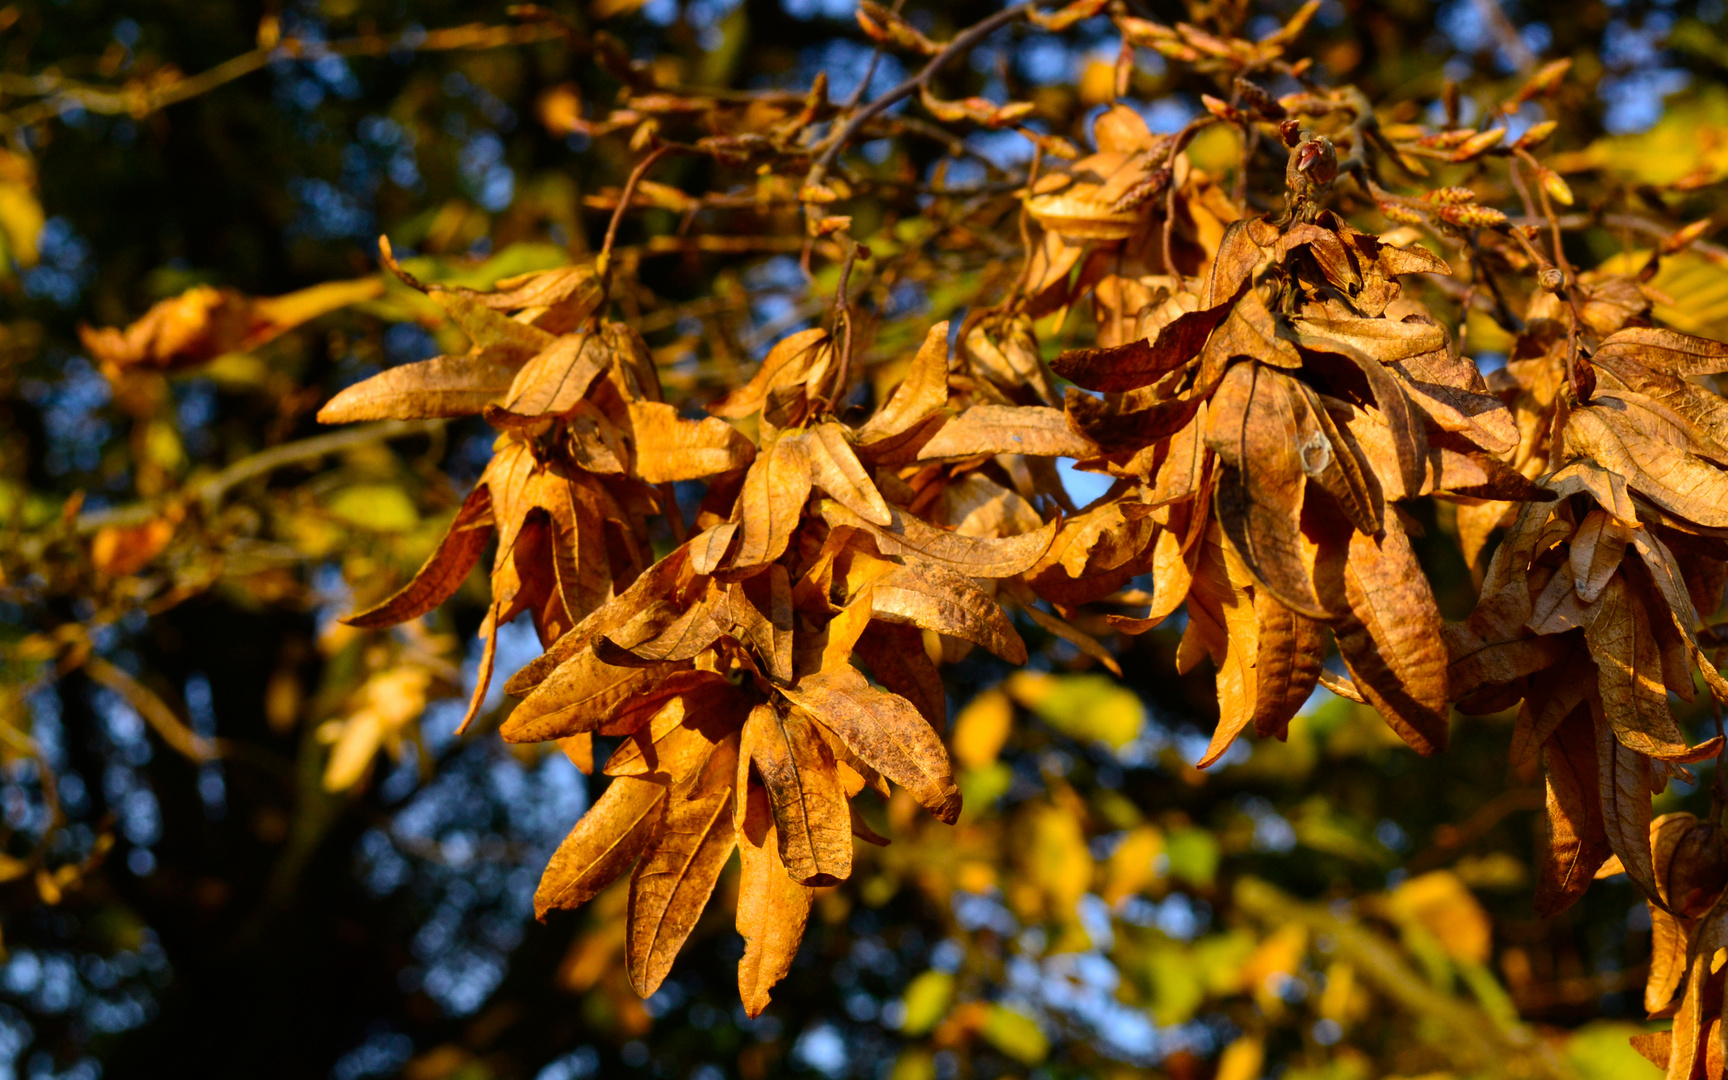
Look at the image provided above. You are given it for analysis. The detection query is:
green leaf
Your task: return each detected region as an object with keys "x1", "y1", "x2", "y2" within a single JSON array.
[
  {"x1": 1164, "y1": 827, "x2": 1220, "y2": 888},
  {"x1": 325, "y1": 485, "x2": 420, "y2": 533},
  {"x1": 1564, "y1": 87, "x2": 1728, "y2": 187},
  {"x1": 1012, "y1": 672, "x2": 1144, "y2": 750},
  {"x1": 1564, "y1": 1022, "x2": 1663, "y2": 1080},
  {"x1": 1146, "y1": 944, "x2": 1205, "y2": 1024},
  {"x1": 957, "y1": 763, "x2": 1012, "y2": 823}
]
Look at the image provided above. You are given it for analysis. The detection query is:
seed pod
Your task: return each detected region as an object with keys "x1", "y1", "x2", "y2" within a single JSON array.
[
  {"x1": 1514, "y1": 119, "x2": 1558, "y2": 150},
  {"x1": 1438, "y1": 204, "x2": 1509, "y2": 228},
  {"x1": 1379, "y1": 201, "x2": 1426, "y2": 226},
  {"x1": 1661, "y1": 218, "x2": 1714, "y2": 255},
  {"x1": 1510, "y1": 58, "x2": 1572, "y2": 106},
  {"x1": 1423, "y1": 186, "x2": 1478, "y2": 205},
  {"x1": 1538, "y1": 167, "x2": 1574, "y2": 207},
  {"x1": 1450, "y1": 128, "x2": 1506, "y2": 162},
  {"x1": 1202, "y1": 94, "x2": 1246, "y2": 125}
]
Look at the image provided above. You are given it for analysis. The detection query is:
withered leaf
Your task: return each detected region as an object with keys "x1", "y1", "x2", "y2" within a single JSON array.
[
  {"x1": 1536, "y1": 705, "x2": 1611, "y2": 916},
  {"x1": 599, "y1": 588, "x2": 727, "y2": 666},
  {"x1": 1330, "y1": 512, "x2": 1450, "y2": 754},
  {"x1": 1583, "y1": 574, "x2": 1692, "y2": 760},
  {"x1": 628, "y1": 401, "x2": 756, "y2": 483},
  {"x1": 737, "y1": 782, "x2": 814, "y2": 1018},
  {"x1": 731, "y1": 433, "x2": 814, "y2": 570},
  {"x1": 504, "y1": 543, "x2": 697, "y2": 696},
  {"x1": 865, "y1": 562, "x2": 1027, "y2": 664},
  {"x1": 819, "y1": 500, "x2": 1057, "y2": 578},
  {"x1": 1207, "y1": 363, "x2": 1329, "y2": 618},
  {"x1": 1182, "y1": 529, "x2": 1261, "y2": 768},
  {"x1": 1630, "y1": 529, "x2": 1728, "y2": 703},
  {"x1": 1251, "y1": 590, "x2": 1326, "y2": 740},
  {"x1": 536, "y1": 775, "x2": 667, "y2": 918},
  {"x1": 857, "y1": 323, "x2": 951, "y2": 443},
  {"x1": 710, "y1": 329, "x2": 831, "y2": 419},
  {"x1": 379, "y1": 238, "x2": 558, "y2": 364},
  {"x1": 745, "y1": 702, "x2": 853, "y2": 885},
  {"x1": 1310, "y1": 343, "x2": 1428, "y2": 497},
  {"x1": 917, "y1": 405, "x2": 1097, "y2": 460},
  {"x1": 627, "y1": 752, "x2": 737, "y2": 997},
  {"x1": 853, "y1": 624, "x2": 947, "y2": 731},
  {"x1": 781, "y1": 665, "x2": 961, "y2": 824},
  {"x1": 1570, "y1": 510, "x2": 1632, "y2": 604},
  {"x1": 1593, "y1": 325, "x2": 1728, "y2": 376},
  {"x1": 503, "y1": 650, "x2": 685, "y2": 743},
  {"x1": 1291, "y1": 385, "x2": 1380, "y2": 535},
  {"x1": 1567, "y1": 406, "x2": 1728, "y2": 530},
  {"x1": 692, "y1": 522, "x2": 740, "y2": 576},
  {"x1": 536, "y1": 469, "x2": 616, "y2": 632},
  {"x1": 1396, "y1": 373, "x2": 1520, "y2": 456},
  {"x1": 1199, "y1": 286, "x2": 1301, "y2": 373},
  {"x1": 1593, "y1": 696, "x2": 1663, "y2": 906},
  {"x1": 603, "y1": 692, "x2": 737, "y2": 782},
  {"x1": 1204, "y1": 216, "x2": 1273, "y2": 307},
  {"x1": 489, "y1": 333, "x2": 608, "y2": 422},
  {"x1": 318, "y1": 353, "x2": 516, "y2": 423},
  {"x1": 344, "y1": 485, "x2": 493, "y2": 628},
  {"x1": 1052, "y1": 305, "x2": 1228, "y2": 392},
  {"x1": 1510, "y1": 648, "x2": 1595, "y2": 767},
  {"x1": 1290, "y1": 315, "x2": 1448, "y2": 364},
  {"x1": 1593, "y1": 354, "x2": 1728, "y2": 463},
  {"x1": 730, "y1": 566, "x2": 795, "y2": 685},
  {"x1": 802, "y1": 423, "x2": 892, "y2": 526},
  {"x1": 1526, "y1": 561, "x2": 1600, "y2": 636}
]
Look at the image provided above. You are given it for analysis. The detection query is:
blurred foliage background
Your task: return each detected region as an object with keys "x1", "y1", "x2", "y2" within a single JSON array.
[{"x1": 3, "y1": 0, "x2": 1728, "y2": 1077}]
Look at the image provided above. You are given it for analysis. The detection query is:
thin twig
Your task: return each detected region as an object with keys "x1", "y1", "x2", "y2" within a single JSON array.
[
  {"x1": 803, "y1": 1, "x2": 1042, "y2": 194},
  {"x1": 595, "y1": 144, "x2": 684, "y2": 314},
  {"x1": 74, "y1": 419, "x2": 447, "y2": 535},
  {"x1": 85, "y1": 657, "x2": 225, "y2": 764},
  {"x1": 826, "y1": 238, "x2": 863, "y2": 408},
  {"x1": 3, "y1": 23, "x2": 560, "y2": 136}
]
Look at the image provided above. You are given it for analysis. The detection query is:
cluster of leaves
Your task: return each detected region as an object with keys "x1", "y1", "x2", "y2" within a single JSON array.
[{"x1": 17, "y1": 0, "x2": 1728, "y2": 1075}]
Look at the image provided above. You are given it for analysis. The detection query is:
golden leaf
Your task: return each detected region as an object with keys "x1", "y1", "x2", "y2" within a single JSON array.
[
  {"x1": 535, "y1": 775, "x2": 667, "y2": 918},
  {"x1": 744, "y1": 702, "x2": 853, "y2": 886},
  {"x1": 736, "y1": 782, "x2": 814, "y2": 1017},
  {"x1": 781, "y1": 665, "x2": 961, "y2": 823}
]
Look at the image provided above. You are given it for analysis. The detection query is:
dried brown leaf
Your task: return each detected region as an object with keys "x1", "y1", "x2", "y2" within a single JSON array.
[
  {"x1": 535, "y1": 775, "x2": 667, "y2": 918},
  {"x1": 745, "y1": 702, "x2": 853, "y2": 885},
  {"x1": 782, "y1": 665, "x2": 961, "y2": 823},
  {"x1": 627, "y1": 753, "x2": 737, "y2": 997},
  {"x1": 736, "y1": 782, "x2": 814, "y2": 1017},
  {"x1": 918, "y1": 405, "x2": 1096, "y2": 460},
  {"x1": 818, "y1": 500, "x2": 1056, "y2": 578},
  {"x1": 628, "y1": 401, "x2": 757, "y2": 483},
  {"x1": 344, "y1": 485, "x2": 493, "y2": 628}
]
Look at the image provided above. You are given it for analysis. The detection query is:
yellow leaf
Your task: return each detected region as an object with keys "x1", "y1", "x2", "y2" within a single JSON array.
[
  {"x1": 0, "y1": 152, "x2": 44, "y2": 268},
  {"x1": 1016, "y1": 804, "x2": 1090, "y2": 921},
  {"x1": 1387, "y1": 871, "x2": 1492, "y2": 964},
  {"x1": 898, "y1": 970, "x2": 953, "y2": 1036},
  {"x1": 1215, "y1": 1036, "x2": 1264, "y2": 1080},
  {"x1": 1242, "y1": 923, "x2": 1307, "y2": 1012},
  {"x1": 325, "y1": 484, "x2": 420, "y2": 533},
  {"x1": 981, "y1": 1005, "x2": 1048, "y2": 1065},
  {"x1": 951, "y1": 688, "x2": 1013, "y2": 769},
  {"x1": 1011, "y1": 673, "x2": 1144, "y2": 749},
  {"x1": 1102, "y1": 825, "x2": 1164, "y2": 905}
]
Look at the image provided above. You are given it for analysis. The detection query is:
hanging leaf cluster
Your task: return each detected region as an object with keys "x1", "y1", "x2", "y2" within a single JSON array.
[{"x1": 51, "y1": 0, "x2": 1728, "y2": 1061}]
